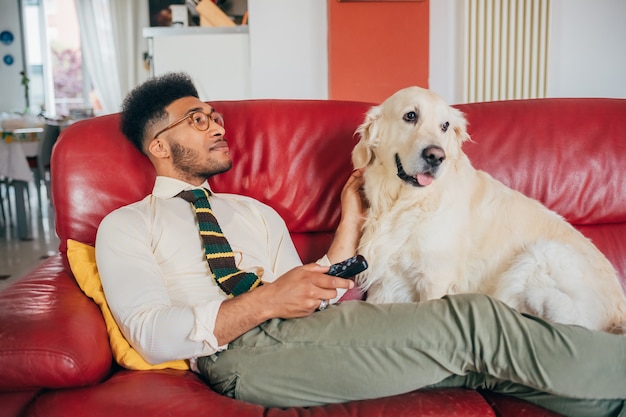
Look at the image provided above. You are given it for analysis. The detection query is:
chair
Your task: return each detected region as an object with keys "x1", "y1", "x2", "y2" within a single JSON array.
[
  {"x1": 28, "y1": 123, "x2": 61, "y2": 211},
  {"x1": 0, "y1": 176, "x2": 8, "y2": 228}
]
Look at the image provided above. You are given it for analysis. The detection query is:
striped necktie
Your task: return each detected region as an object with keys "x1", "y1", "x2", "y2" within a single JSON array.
[{"x1": 177, "y1": 188, "x2": 262, "y2": 297}]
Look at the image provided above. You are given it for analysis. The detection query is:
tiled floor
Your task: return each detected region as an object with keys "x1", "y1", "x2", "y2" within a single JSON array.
[{"x1": 0, "y1": 181, "x2": 60, "y2": 290}]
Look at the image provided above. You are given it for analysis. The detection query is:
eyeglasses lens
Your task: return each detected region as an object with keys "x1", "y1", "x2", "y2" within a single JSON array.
[{"x1": 192, "y1": 111, "x2": 224, "y2": 131}]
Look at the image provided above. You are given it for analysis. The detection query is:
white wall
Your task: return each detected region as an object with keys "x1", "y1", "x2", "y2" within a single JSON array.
[
  {"x1": 248, "y1": 0, "x2": 327, "y2": 99},
  {"x1": 0, "y1": 0, "x2": 27, "y2": 112},
  {"x1": 430, "y1": 0, "x2": 626, "y2": 104},
  {"x1": 547, "y1": 0, "x2": 626, "y2": 98},
  {"x1": 429, "y1": 0, "x2": 464, "y2": 104}
]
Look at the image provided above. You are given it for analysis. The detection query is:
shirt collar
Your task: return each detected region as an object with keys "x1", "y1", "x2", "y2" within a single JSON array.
[{"x1": 152, "y1": 176, "x2": 213, "y2": 199}]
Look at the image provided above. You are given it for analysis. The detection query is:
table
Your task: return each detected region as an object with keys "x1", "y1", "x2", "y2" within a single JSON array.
[{"x1": 1, "y1": 128, "x2": 43, "y2": 240}]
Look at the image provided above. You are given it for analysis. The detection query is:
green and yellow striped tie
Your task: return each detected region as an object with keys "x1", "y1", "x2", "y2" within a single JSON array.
[{"x1": 177, "y1": 188, "x2": 262, "y2": 297}]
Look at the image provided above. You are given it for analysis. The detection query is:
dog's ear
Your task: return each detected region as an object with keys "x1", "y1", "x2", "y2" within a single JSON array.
[
  {"x1": 352, "y1": 137, "x2": 373, "y2": 169},
  {"x1": 450, "y1": 107, "x2": 472, "y2": 144},
  {"x1": 352, "y1": 105, "x2": 383, "y2": 169}
]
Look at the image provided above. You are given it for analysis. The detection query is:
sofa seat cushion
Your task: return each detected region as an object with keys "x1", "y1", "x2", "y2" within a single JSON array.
[
  {"x1": 0, "y1": 390, "x2": 40, "y2": 417},
  {"x1": 26, "y1": 370, "x2": 264, "y2": 417},
  {"x1": 0, "y1": 256, "x2": 111, "y2": 390},
  {"x1": 26, "y1": 369, "x2": 496, "y2": 417}
]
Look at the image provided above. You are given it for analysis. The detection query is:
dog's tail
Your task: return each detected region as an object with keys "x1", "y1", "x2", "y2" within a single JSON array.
[
  {"x1": 607, "y1": 301, "x2": 626, "y2": 334},
  {"x1": 608, "y1": 322, "x2": 626, "y2": 335}
]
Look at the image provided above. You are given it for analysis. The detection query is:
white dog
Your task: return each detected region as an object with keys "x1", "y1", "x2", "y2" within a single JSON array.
[{"x1": 352, "y1": 86, "x2": 626, "y2": 334}]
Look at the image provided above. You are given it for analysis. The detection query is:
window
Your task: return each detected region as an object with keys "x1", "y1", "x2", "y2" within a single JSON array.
[{"x1": 22, "y1": 0, "x2": 96, "y2": 117}]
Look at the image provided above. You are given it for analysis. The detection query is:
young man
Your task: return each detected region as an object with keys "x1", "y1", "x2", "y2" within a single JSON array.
[{"x1": 96, "y1": 73, "x2": 626, "y2": 417}]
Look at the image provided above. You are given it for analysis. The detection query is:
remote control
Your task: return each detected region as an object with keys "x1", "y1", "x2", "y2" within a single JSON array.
[{"x1": 326, "y1": 255, "x2": 368, "y2": 278}]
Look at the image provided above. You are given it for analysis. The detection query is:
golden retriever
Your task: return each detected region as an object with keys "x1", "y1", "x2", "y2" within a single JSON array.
[{"x1": 352, "y1": 86, "x2": 626, "y2": 334}]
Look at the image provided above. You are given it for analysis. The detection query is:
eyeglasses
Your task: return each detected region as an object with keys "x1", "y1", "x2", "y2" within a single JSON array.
[{"x1": 153, "y1": 110, "x2": 224, "y2": 139}]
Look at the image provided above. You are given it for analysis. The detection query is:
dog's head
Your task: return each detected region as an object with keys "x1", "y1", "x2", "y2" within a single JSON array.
[{"x1": 352, "y1": 86, "x2": 470, "y2": 188}]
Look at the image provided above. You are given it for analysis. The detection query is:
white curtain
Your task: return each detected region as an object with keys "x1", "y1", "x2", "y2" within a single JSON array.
[{"x1": 74, "y1": 0, "x2": 149, "y2": 114}]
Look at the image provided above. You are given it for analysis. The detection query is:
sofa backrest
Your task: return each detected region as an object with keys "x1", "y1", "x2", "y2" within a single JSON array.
[
  {"x1": 52, "y1": 99, "x2": 373, "y2": 264},
  {"x1": 52, "y1": 97, "x2": 626, "y2": 287},
  {"x1": 457, "y1": 98, "x2": 626, "y2": 287}
]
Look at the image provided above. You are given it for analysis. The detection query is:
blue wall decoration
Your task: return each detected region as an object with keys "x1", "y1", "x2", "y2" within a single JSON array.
[{"x1": 0, "y1": 30, "x2": 14, "y2": 45}]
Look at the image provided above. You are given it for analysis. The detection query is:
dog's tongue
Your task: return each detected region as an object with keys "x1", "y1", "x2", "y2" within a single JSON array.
[{"x1": 416, "y1": 173, "x2": 433, "y2": 186}]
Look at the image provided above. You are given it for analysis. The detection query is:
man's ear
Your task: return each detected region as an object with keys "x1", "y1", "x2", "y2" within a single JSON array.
[{"x1": 147, "y1": 138, "x2": 169, "y2": 159}]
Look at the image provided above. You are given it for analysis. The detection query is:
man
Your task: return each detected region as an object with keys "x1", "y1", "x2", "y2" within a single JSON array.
[{"x1": 96, "y1": 72, "x2": 625, "y2": 417}]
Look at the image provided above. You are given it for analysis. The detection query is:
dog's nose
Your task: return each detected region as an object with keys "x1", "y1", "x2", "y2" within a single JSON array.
[{"x1": 422, "y1": 145, "x2": 446, "y2": 167}]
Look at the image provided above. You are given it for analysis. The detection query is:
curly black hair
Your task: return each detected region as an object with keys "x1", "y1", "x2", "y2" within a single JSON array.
[{"x1": 120, "y1": 72, "x2": 199, "y2": 154}]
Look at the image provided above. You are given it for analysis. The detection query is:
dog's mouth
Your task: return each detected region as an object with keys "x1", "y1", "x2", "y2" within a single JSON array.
[{"x1": 395, "y1": 153, "x2": 434, "y2": 187}]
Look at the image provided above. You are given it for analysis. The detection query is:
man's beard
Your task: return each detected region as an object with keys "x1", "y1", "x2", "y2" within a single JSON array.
[{"x1": 170, "y1": 141, "x2": 232, "y2": 179}]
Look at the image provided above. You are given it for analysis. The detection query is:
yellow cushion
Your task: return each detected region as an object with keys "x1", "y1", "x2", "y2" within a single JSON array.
[{"x1": 67, "y1": 239, "x2": 189, "y2": 371}]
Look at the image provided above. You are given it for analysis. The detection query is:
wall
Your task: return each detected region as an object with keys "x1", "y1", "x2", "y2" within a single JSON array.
[
  {"x1": 547, "y1": 0, "x2": 626, "y2": 98},
  {"x1": 9, "y1": 1, "x2": 625, "y2": 108},
  {"x1": 248, "y1": 0, "x2": 328, "y2": 99},
  {"x1": 0, "y1": 0, "x2": 26, "y2": 113},
  {"x1": 249, "y1": 0, "x2": 430, "y2": 103},
  {"x1": 428, "y1": 0, "x2": 463, "y2": 104},
  {"x1": 5, "y1": 0, "x2": 428, "y2": 106},
  {"x1": 327, "y1": 0, "x2": 430, "y2": 103},
  {"x1": 430, "y1": 0, "x2": 626, "y2": 104}
]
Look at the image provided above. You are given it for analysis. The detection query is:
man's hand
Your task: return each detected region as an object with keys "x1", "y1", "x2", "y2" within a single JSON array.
[
  {"x1": 341, "y1": 168, "x2": 368, "y2": 221},
  {"x1": 327, "y1": 168, "x2": 368, "y2": 263},
  {"x1": 214, "y1": 263, "x2": 353, "y2": 345},
  {"x1": 259, "y1": 263, "x2": 355, "y2": 317}
]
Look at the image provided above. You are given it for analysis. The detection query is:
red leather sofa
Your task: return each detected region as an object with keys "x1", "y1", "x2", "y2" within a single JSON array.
[{"x1": 2, "y1": 96, "x2": 625, "y2": 417}]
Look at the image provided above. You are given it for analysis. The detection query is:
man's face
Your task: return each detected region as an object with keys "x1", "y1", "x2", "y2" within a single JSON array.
[{"x1": 149, "y1": 96, "x2": 232, "y2": 182}]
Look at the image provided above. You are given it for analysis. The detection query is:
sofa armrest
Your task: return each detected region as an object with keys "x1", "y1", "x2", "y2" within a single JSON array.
[{"x1": 0, "y1": 255, "x2": 112, "y2": 390}]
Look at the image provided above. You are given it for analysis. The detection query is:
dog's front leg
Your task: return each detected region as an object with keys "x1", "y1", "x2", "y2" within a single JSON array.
[
  {"x1": 416, "y1": 267, "x2": 458, "y2": 302},
  {"x1": 418, "y1": 283, "x2": 452, "y2": 302}
]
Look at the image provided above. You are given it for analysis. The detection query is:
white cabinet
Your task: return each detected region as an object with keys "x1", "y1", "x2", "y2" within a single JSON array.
[{"x1": 144, "y1": 26, "x2": 250, "y2": 101}]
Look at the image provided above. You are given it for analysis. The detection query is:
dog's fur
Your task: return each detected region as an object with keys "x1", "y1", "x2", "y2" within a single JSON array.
[{"x1": 352, "y1": 86, "x2": 626, "y2": 333}]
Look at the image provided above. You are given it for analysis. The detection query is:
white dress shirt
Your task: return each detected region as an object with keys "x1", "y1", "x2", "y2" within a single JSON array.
[{"x1": 96, "y1": 176, "x2": 336, "y2": 368}]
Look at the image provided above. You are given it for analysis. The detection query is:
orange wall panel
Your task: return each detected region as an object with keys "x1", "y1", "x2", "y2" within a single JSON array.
[{"x1": 328, "y1": 0, "x2": 430, "y2": 103}]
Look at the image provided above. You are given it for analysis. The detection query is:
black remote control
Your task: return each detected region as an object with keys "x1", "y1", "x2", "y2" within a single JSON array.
[{"x1": 326, "y1": 255, "x2": 368, "y2": 278}]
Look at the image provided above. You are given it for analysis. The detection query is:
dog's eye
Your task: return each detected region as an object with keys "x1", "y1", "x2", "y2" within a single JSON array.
[
  {"x1": 441, "y1": 121, "x2": 450, "y2": 132},
  {"x1": 403, "y1": 111, "x2": 418, "y2": 124}
]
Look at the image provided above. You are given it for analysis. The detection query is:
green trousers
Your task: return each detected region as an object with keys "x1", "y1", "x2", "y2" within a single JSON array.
[{"x1": 197, "y1": 294, "x2": 626, "y2": 416}]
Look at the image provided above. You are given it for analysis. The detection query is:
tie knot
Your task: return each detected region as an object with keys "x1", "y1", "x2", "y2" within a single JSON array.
[{"x1": 177, "y1": 188, "x2": 212, "y2": 203}]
